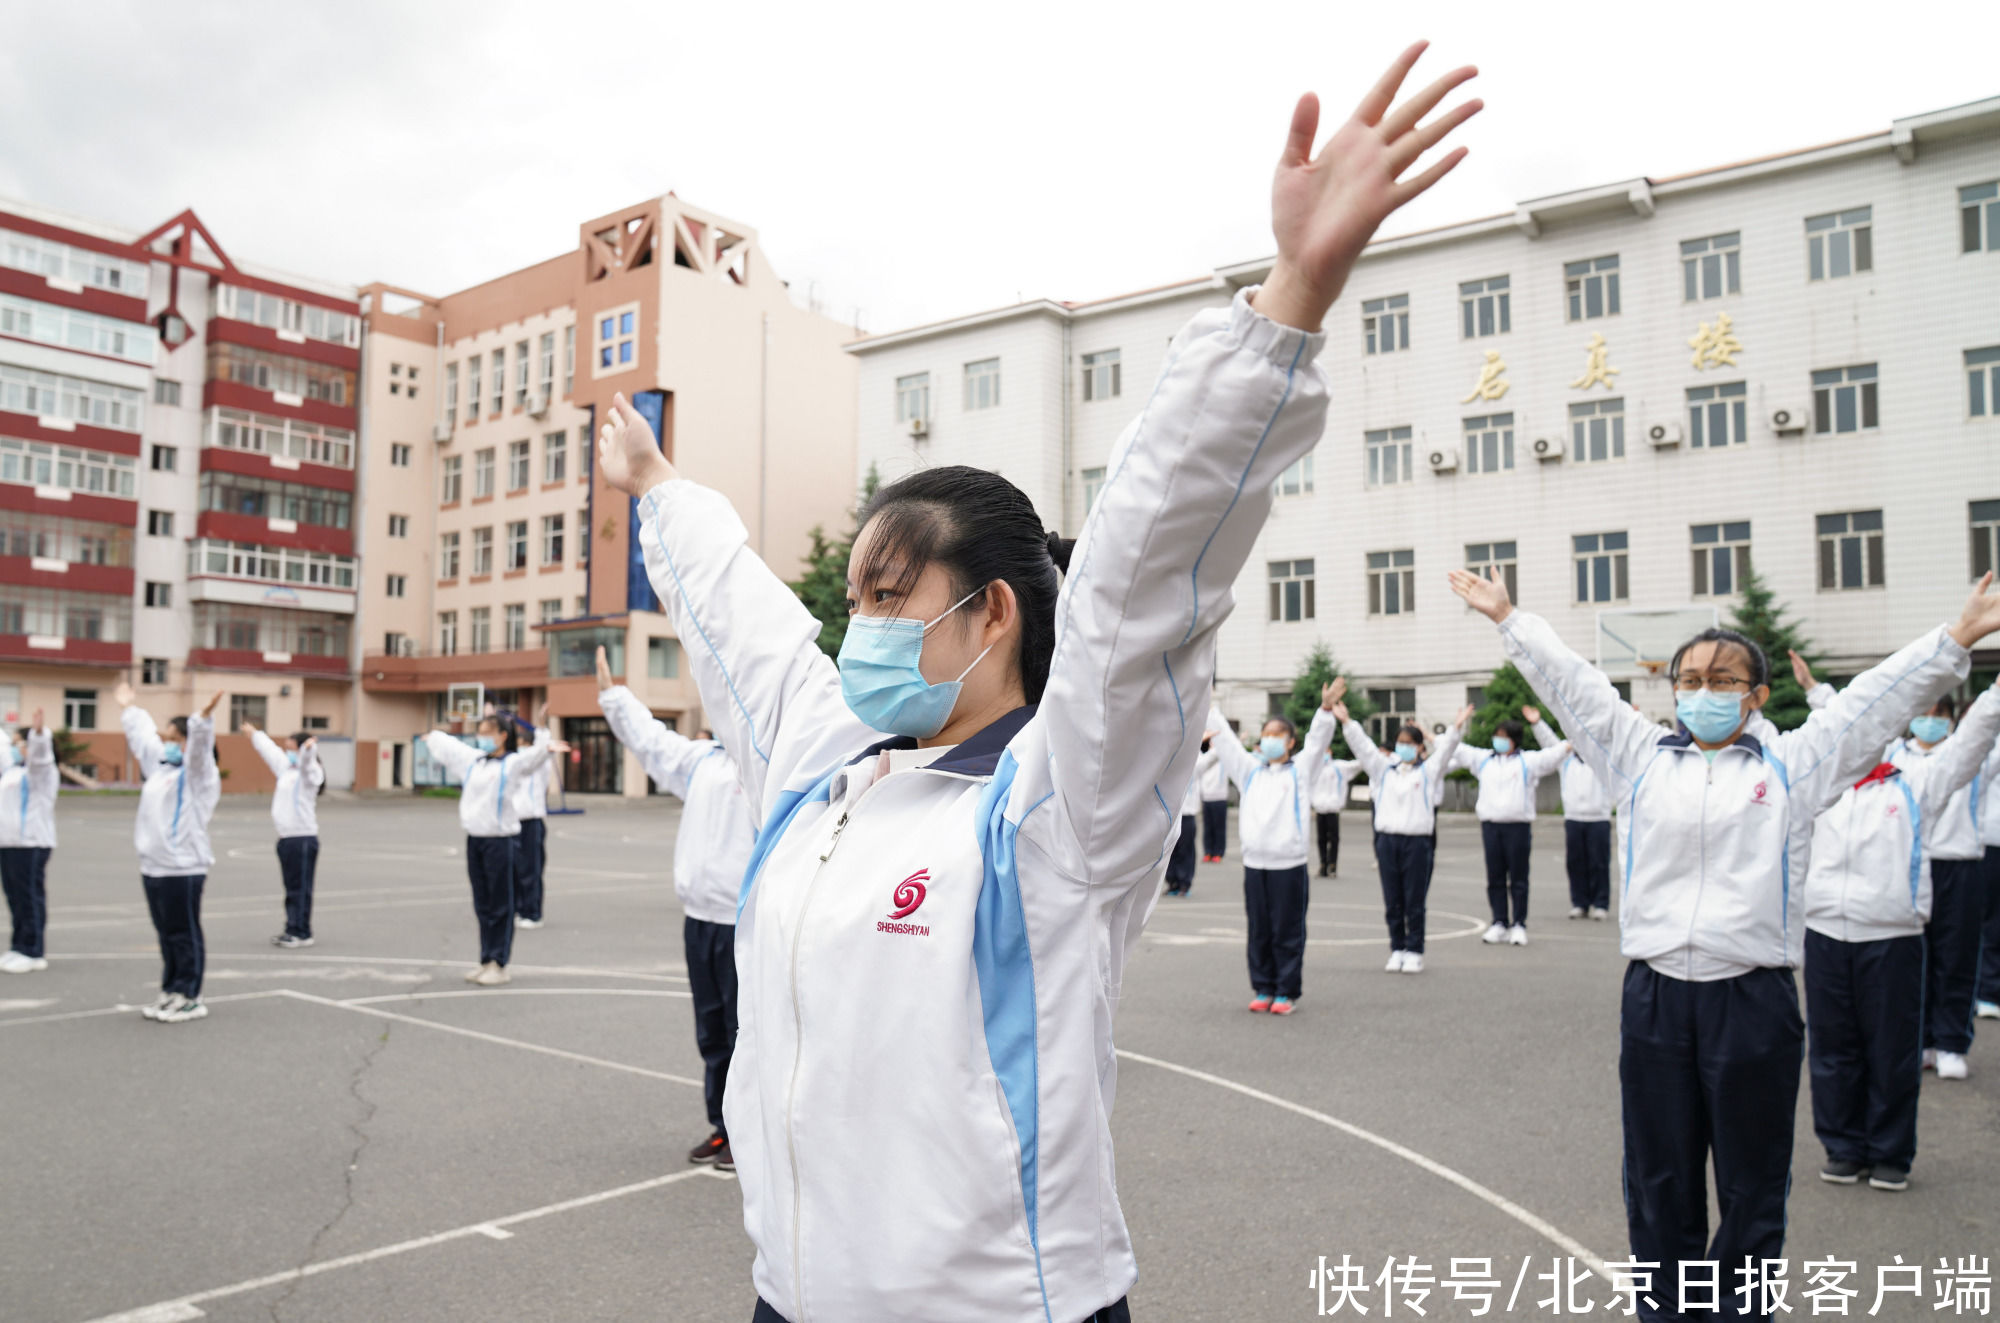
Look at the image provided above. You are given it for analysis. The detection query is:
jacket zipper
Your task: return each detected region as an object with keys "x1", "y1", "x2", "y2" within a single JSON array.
[
  {"x1": 1686, "y1": 754, "x2": 1712, "y2": 980},
  {"x1": 784, "y1": 805, "x2": 849, "y2": 1323}
]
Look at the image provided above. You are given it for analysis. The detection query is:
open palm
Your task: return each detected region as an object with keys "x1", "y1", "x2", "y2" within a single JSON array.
[{"x1": 596, "y1": 393, "x2": 677, "y2": 499}]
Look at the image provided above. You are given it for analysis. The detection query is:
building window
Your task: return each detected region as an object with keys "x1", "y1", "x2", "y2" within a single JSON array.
[
  {"x1": 541, "y1": 514, "x2": 564, "y2": 565},
  {"x1": 1363, "y1": 294, "x2": 1408, "y2": 354},
  {"x1": 1274, "y1": 455, "x2": 1313, "y2": 498},
  {"x1": 578, "y1": 508, "x2": 590, "y2": 565},
  {"x1": 1463, "y1": 412, "x2": 1514, "y2": 474},
  {"x1": 543, "y1": 431, "x2": 567, "y2": 484},
  {"x1": 0, "y1": 362, "x2": 145, "y2": 432},
  {"x1": 539, "y1": 598, "x2": 563, "y2": 624},
  {"x1": 0, "y1": 439, "x2": 135, "y2": 499},
  {"x1": 63, "y1": 688, "x2": 97, "y2": 731},
  {"x1": 1366, "y1": 688, "x2": 1417, "y2": 748},
  {"x1": 1569, "y1": 398, "x2": 1625, "y2": 463},
  {"x1": 538, "y1": 331, "x2": 555, "y2": 399},
  {"x1": 503, "y1": 603, "x2": 526, "y2": 651},
  {"x1": 472, "y1": 527, "x2": 493, "y2": 576},
  {"x1": 382, "y1": 632, "x2": 407, "y2": 657},
  {"x1": 386, "y1": 574, "x2": 407, "y2": 598},
  {"x1": 507, "y1": 439, "x2": 531, "y2": 492},
  {"x1": 141, "y1": 657, "x2": 169, "y2": 685},
  {"x1": 895, "y1": 372, "x2": 930, "y2": 424},
  {"x1": 649, "y1": 637, "x2": 680, "y2": 678},
  {"x1": 440, "y1": 455, "x2": 462, "y2": 504},
  {"x1": 1464, "y1": 541, "x2": 1518, "y2": 602},
  {"x1": 1691, "y1": 521, "x2": 1751, "y2": 597},
  {"x1": 1813, "y1": 364, "x2": 1878, "y2": 434},
  {"x1": 1366, "y1": 426, "x2": 1414, "y2": 487},
  {"x1": 152, "y1": 379, "x2": 181, "y2": 407},
  {"x1": 1965, "y1": 347, "x2": 2000, "y2": 417},
  {"x1": 1082, "y1": 350, "x2": 1120, "y2": 402},
  {"x1": 446, "y1": 363, "x2": 458, "y2": 419},
  {"x1": 465, "y1": 357, "x2": 480, "y2": 423},
  {"x1": 964, "y1": 358, "x2": 1001, "y2": 411},
  {"x1": 1081, "y1": 467, "x2": 1106, "y2": 515},
  {"x1": 1267, "y1": 558, "x2": 1316, "y2": 622},
  {"x1": 1, "y1": 294, "x2": 158, "y2": 366},
  {"x1": 1564, "y1": 255, "x2": 1620, "y2": 321},
  {"x1": 438, "y1": 611, "x2": 458, "y2": 656},
  {"x1": 575, "y1": 595, "x2": 588, "y2": 616},
  {"x1": 227, "y1": 695, "x2": 268, "y2": 729},
  {"x1": 597, "y1": 306, "x2": 637, "y2": 372},
  {"x1": 562, "y1": 324, "x2": 574, "y2": 393},
  {"x1": 1971, "y1": 500, "x2": 2000, "y2": 580},
  {"x1": 506, "y1": 520, "x2": 528, "y2": 571},
  {"x1": 1367, "y1": 550, "x2": 1415, "y2": 616},
  {"x1": 1688, "y1": 381, "x2": 1748, "y2": 449},
  {"x1": 473, "y1": 447, "x2": 495, "y2": 498},
  {"x1": 1459, "y1": 275, "x2": 1510, "y2": 339},
  {"x1": 151, "y1": 445, "x2": 177, "y2": 472},
  {"x1": 204, "y1": 342, "x2": 353, "y2": 406},
  {"x1": 1807, "y1": 207, "x2": 1872, "y2": 281},
  {"x1": 1818, "y1": 510, "x2": 1884, "y2": 591},
  {"x1": 1682, "y1": 232, "x2": 1741, "y2": 301},
  {"x1": 489, "y1": 350, "x2": 505, "y2": 414},
  {"x1": 439, "y1": 531, "x2": 459, "y2": 580},
  {"x1": 1961, "y1": 181, "x2": 1999, "y2": 253},
  {"x1": 146, "y1": 510, "x2": 173, "y2": 536},
  {"x1": 1573, "y1": 531, "x2": 1629, "y2": 603},
  {"x1": 387, "y1": 513, "x2": 408, "y2": 538},
  {"x1": 514, "y1": 340, "x2": 530, "y2": 407},
  {"x1": 469, "y1": 606, "x2": 491, "y2": 653},
  {"x1": 390, "y1": 443, "x2": 412, "y2": 467},
  {"x1": 2, "y1": 230, "x2": 149, "y2": 294},
  {"x1": 143, "y1": 581, "x2": 171, "y2": 608}
]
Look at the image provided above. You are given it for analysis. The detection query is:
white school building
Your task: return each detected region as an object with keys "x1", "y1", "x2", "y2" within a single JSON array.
[{"x1": 850, "y1": 97, "x2": 2000, "y2": 742}]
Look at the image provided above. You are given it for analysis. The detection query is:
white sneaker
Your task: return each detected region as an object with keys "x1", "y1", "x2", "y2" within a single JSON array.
[
  {"x1": 1922, "y1": 1048, "x2": 1937, "y2": 1071},
  {"x1": 1567, "y1": 907, "x2": 1585, "y2": 920},
  {"x1": 158, "y1": 997, "x2": 208, "y2": 1024},
  {"x1": 465, "y1": 965, "x2": 487, "y2": 984},
  {"x1": 1481, "y1": 922, "x2": 1508, "y2": 944},
  {"x1": 1589, "y1": 906, "x2": 1610, "y2": 921},
  {"x1": 515, "y1": 917, "x2": 542, "y2": 930},
  {"x1": 145, "y1": 992, "x2": 187, "y2": 1022},
  {"x1": 1385, "y1": 950, "x2": 1408, "y2": 973},
  {"x1": 1936, "y1": 1052, "x2": 1969, "y2": 1080},
  {"x1": 472, "y1": 963, "x2": 512, "y2": 987},
  {"x1": 272, "y1": 933, "x2": 314, "y2": 949},
  {"x1": 1508, "y1": 925, "x2": 1529, "y2": 947},
  {"x1": 1400, "y1": 953, "x2": 1425, "y2": 974},
  {"x1": 0, "y1": 950, "x2": 44, "y2": 973},
  {"x1": 1976, "y1": 1001, "x2": 2000, "y2": 1021}
]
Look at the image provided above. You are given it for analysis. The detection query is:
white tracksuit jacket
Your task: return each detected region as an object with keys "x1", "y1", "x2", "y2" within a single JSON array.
[
  {"x1": 125, "y1": 709, "x2": 220, "y2": 876},
  {"x1": 1205, "y1": 706, "x2": 1335, "y2": 870},
  {"x1": 511, "y1": 750, "x2": 551, "y2": 822},
  {"x1": 1983, "y1": 733, "x2": 2000, "y2": 849},
  {"x1": 248, "y1": 729, "x2": 322, "y2": 839},
  {"x1": 1197, "y1": 742, "x2": 1228, "y2": 803},
  {"x1": 1805, "y1": 686, "x2": 2000, "y2": 943},
  {"x1": 1342, "y1": 719, "x2": 1462, "y2": 837},
  {"x1": 635, "y1": 289, "x2": 1329, "y2": 1323},
  {"x1": 1308, "y1": 750, "x2": 1362, "y2": 815},
  {"x1": 1180, "y1": 752, "x2": 1208, "y2": 819},
  {"x1": 598, "y1": 685, "x2": 757, "y2": 927},
  {"x1": 1448, "y1": 738, "x2": 1567, "y2": 822},
  {"x1": 422, "y1": 730, "x2": 553, "y2": 838},
  {"x1": 0, "y1": 731, "x2": 58, "y2": 849},
  {"x1": 1886, "y1": 731, "x2": 1987, "y2": 864},
  {"x1": 1531, "y1": 719, "x2": 1610, "y2": 822},
  {"x1": 1499, "y1": 608, "x2": 1969, "y2": 981}
]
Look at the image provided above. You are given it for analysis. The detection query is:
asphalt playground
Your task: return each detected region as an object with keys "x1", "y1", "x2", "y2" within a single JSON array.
[{"x1": 4, "y1": 793, "x2": 1996, "y2": 1322}]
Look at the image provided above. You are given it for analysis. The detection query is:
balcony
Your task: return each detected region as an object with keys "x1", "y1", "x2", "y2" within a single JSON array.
[
  {"x1": 201, "y1": 407, "x2": 353, "y2": 492},
  {"x1": 0, "y1": 512, "x2": 134, "y2": 596},
  {"x1": 196, "y1": 471, "x2": 353, "y2": 556},
  {"x1": 206, "y1": 315, "x2": 360, "y2": 371},
  {"x1": 1, "y1": 362, "x2": 146, "y2": 455},
  {"x1": 188, "y1": 603, "x2": 351, "y2": 678},
  {"x1": 0, "y1": 585, "x2": 132, "y2": 667},
  {"x1": 361, "y1": 645, "x2": 550, "y2": 694},
  {"x1": 185, "y1": 538, "x2": 357, "y2": 615}
]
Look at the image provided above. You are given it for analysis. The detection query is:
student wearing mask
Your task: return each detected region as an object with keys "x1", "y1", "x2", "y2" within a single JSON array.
[
  {"x1": 1451, "y1": 711, "x2": 1568, "y2": 946},
  {"x1": 596, "y1": 647, "x2": 758, "y2": 1172},
  {"x1": 1205, "y1": 688, "x2": 1338, "y2": 1013},
  {"x1": 1164, "y1": 743, "x2": 1205, "y2": 898},
  {"x1": 118, "y1": 684, "x2": 223, "y2": 1024},
  {"x1": 510, "y1": 707, "x2": 554, "y2": 930},
  {"x1": 1798, "y1": 667, "x2": 2000, "y2": 1190},
  {"x1": 242, "y1": 721, "x2": 323, "y2": 949},
  {"x1": 0, "y1": 711, "x2": 58, "y2": 975},
  {"x1": 1528, "y1": 707, "x2": 1611, "y2": 921},
  {"x1": 1451, "y1": 564, "x2": 2000, "y2": 1320},
  {"x1": 1308, "y1": 710, "x2": 1363, "y2": 878},
  {"x1": 593, "y1": 48, "x2": 1480, "y2": 1320},
  {"x1": 423, "y1": 716, "x2": 562, "y2": 987},
  {"x1": 1198, "y1": 729, "x2": 1230, "y2": 863},
  {"x1": 1339, "y1": 701, "x2": 1466, "y2": 974}
]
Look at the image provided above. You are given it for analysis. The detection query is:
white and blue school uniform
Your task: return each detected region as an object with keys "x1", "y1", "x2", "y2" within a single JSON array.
[
  {"x1": 510, "y1": 742, "x2": 552, "y2": 923},
  {"x1": 1308, "y1": 749, "x2": 1362, "y2": 876},
  {"x1": 0, "y1": 730, "x2": 59, "y2": 963},
  {"x1": 1344, "y1": 718, "x2": 1460, "y2": 958},
  {"x1": 1206, "y1": 705, "x2": 1335, "y2": 1000},
  {"x1": 125, "y1": 709, "x2": 221, "y2": 1000},
  {"x1": 1803, "y1": 684, "x2": 2000, "y2": 1175},
  {"x1": 1197, "y1": 739, "x2": 1229, "y2": 860},
  {"x1": 1532, "y1": 719, "x2": 1611, "y2": 915},
  {"x1": 423, "y1": 729, "x2": 554, "y2": 969},
  {"x1": 1165, "y1": 753, "x2": 1205, "y2": 896},
  {"x1": 1448, "y1": 736, "x2": 1567, "y2": 931},
  {"x1": 1978, "y1": 733, "x2": 2000, "y2": 1014},
  {"x1": 1498, "y1": 606, "x2": 1968, "y2": 1312},
  {"x1": 635, "y1": 289, "x2": 1329, "y2": 1323},
  {"x1": 248, "y1": 729, "x2": 323, "y2": 941},
  {"x1": 599, "y1": 684, "x2": 758, "y2": 1135}
]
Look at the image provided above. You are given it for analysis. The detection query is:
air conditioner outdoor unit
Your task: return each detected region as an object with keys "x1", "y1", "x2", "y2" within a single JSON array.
[
  {"x1": 1646, "y1": 421, "x2": 1683, "y2": 448},
  {"x1": 907, "y1": 416, "x2": 929, "y2": 439},
  {"x1": 396, "y1": 637, "x2": 417, "y2": 657},
  {"x1": 1770, "y1": 404, "x2": 1809, "y2": 435},
  {"x1": 430, "y1": 422, "x2": 452, "y2": 443},
  {"x1": 1531, "y1": 436, "x2": 1563, "y2": 462},
  {"x1": 1426, "y1": 447, "x2": 1458, "y2": 473},
  {"x1": 527, "y1": 393, "x2": 550, "y2": 419}
]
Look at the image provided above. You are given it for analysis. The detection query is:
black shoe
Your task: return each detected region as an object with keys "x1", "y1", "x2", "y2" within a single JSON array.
[
  {"x1": 1820, "y1": 1160, "x2": 1868, "y2": 1184},
  {"x1": 688, "y1": 1132, "x2": 728, "y2": 1165},
  {"x1": 1868, "y1": 1165, "x2": 1909, "y2": 1191},
  {"x1": 715, "y1": 1140, "x2": 734, "y2": 1173}
]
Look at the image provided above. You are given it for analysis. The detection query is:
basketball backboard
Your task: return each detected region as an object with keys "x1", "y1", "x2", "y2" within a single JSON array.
[
  {"x1": 1596, "y1": 606, "x2": 1720, "y2": 680},
  {"x1": 447, "y1": 682, "x2": 485, "y2": 724}
]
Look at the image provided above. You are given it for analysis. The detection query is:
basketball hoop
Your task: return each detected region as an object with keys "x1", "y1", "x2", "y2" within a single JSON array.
[
  {"x1": 446, "y1": 682, "x2": 485, "y2": 726},
  {"x1": 1636, "y1": 658, "x2": 1668, "y2": 676}
]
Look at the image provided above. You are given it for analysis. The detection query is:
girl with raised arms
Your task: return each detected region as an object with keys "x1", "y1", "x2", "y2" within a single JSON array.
[
  {"x1": 1335, "y1": 697, "x2": 1468, "y2": 974},
  {"x1": 595, "y1": 45, "x2": 1480, "y2": 1323}
]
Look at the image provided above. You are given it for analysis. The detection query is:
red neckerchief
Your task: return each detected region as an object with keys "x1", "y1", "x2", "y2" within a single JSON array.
[{"x1": 1852, "y1": 763, "x2": 1900, "y2": 791}]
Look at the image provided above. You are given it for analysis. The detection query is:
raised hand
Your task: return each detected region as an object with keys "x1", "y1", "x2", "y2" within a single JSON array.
[
  {"x1": 1321, "y1": 675, "x2": 1347, "y2": 709},
  {"x1": 550, "y1": 739, "x2": 573, "y2": 756},
  {"x1": 1330, "y1": 701, "x2": 1350, "y2": 723},
  {"x1": 303, "y1": 736, "x2": 318, "y2": 752},
  {"x1": 595, "y1": 645, "x2": 614, "y2": 692},
  {"x1": 1950, "y1": 572, "x2": 2000, "y2": 650},
  {"x1": 201, "y1": 691, "x2": 224, "y2": 717},
  {"x1": 1448, "y1": 566, "x2": 1513, "y2": 622},
  {"x1": 596, "y1": 393, "x2": 678, "y2": 499},
  {"x1": 1788, "y1": 649, "x2": 1815, "y2": 691},
  {"x1": 1454, "y1": 704, "x2": 1475, "y2": 730},
  {"x1": 1254, "y1": 43, "x2": 1481, "y2": 331},
  {"x1": 239, "y1": 721, "x2": 258, "y2": 736},
  {"x1": 536, "y1": 701, "x2": 551, "y2": 726},
  {"x1": 31, "y1": 707, "x2": 43, "y2": 733},
  {"x1": 1521, "y1": 705, "x2": 1542, "y2": 725},
  {"x1": 113, "y1": 681, "x2": 135, "y2": 708}
]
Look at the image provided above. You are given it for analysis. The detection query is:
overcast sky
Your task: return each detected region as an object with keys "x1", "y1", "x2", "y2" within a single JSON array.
[{"x1": 2, "y1": 0, "x2": 1992, "y2": 335}]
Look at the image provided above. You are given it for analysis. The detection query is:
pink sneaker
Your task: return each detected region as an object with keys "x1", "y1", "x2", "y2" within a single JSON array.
[
  {"x1": 1248, "y1": 995, "x2": 1273, "y2": 1013},
  {"x1": 1269, "y1": 997, "x2": 1296, "y2": 1016}
]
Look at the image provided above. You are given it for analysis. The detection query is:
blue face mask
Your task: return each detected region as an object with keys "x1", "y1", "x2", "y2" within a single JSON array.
[
  {"x1": 286, "y1": 751, "x2": 299, "y2": 767},
  {"x1": 1492, "y1": 736, "x2": 1513, "y2": 754},
  {"x1": 1259, "y1": 736, "x2": 1289, "y2": 762},
  {"x1": 837, "y1": 587, "x2": 994, "y2": 739},
  {"x1": 1677, "y1": 691, "x2": 1746, "y2": 744},
  {"x1": 161, "y1": 744, "x2": 184, "y2": 767},
  {"x1": 473, "y1": 735, "x2": 497, "y2": 754},
  {"x1": 1394, "y1": 743, "x2": 1418, "y2": 764},
  {"x1": 1909, "y1": 715, "x2": 1951, "y2": 745}
]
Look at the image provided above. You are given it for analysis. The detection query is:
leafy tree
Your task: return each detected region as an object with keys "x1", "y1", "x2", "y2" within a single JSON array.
[
  {"x1": 790, "y1": 464, "x2": 880, "y2": 658},
  {"x1": 1729, "y1": 564, "x2": 1818, "y2": 731},
  {"x1": 51, "y1": 726, "x2": 91, "y2": 768},
  {"x1": 1468, "y1": 662, "x2": 1560, "y2": 750},
  {"x1": 1279, "y1": 643, "x2": 1375, "y2": 759}
]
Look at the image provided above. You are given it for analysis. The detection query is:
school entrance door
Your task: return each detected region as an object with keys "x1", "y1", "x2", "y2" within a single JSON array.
[{"x1": 564, "y1": 716, "x2": 621, "y2": 794}]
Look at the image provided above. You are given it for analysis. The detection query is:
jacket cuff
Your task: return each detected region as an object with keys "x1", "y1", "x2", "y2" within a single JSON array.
[{"x1": 1228, "y1": 287, "x2": 1328, "y2": 369}]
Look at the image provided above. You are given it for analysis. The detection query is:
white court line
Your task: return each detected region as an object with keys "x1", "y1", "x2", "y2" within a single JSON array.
[
  {"x1": 0, "y1": 989, "x2": 288, "y2": 1028},
  {"x1": 1143, "y1": 911, "x2": 1489, "y2": 949},
  {"x1": 274, "y1": 990, "x2": 703, "y2": 1088},
  {"x1": 338, "y1": 987, "x2": 690, "y2": 1006},
  {"x1": 43, "y1": 951, "x2": 689, "y2": 983},
  {"x1": 1115, "y1": 1048, "x2": 1612, "y2": 1281},
  {"x1": 75, "y1": 1167, "x2": 728, "y2": 1323}
]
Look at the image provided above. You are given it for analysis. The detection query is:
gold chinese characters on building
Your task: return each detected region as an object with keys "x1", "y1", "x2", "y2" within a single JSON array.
[
  {"x1": 1688, "y1": 313, "x2": 1744, "y2": 370},
  {"x1": 1569, "y1": 333, "x2": 1619, "y2": 391},
  {"x1": 1462, "y1": 350, "x2": 1511, "y2": 403}
]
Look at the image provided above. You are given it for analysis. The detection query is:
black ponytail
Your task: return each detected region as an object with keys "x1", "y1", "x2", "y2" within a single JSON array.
[{"x1": 856, "y1": 466, "x2": 1070, "y2": 703}]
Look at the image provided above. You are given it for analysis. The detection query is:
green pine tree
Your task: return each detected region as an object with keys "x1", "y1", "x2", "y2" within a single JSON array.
[
  {"x1": 790, "y1": 464, "x2": 880, "y2": 658},
  {"x1": 1729, "y1": 564, "x2": 1818, "y2": 731},
  {"x1": 1280, "y1": 643, "x2": 1375, "y2": 759},
  {"x1": 1469, "y1": 662, "x2": 1561, "y2": 750}
]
